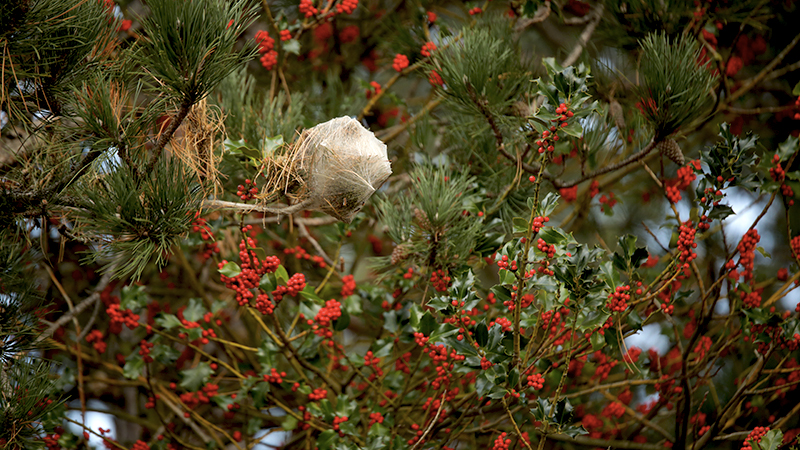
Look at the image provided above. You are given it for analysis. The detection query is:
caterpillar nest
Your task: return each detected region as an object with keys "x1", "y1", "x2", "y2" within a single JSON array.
[{"x1": 264, "y1": 117, "x2": 392, "y2": 223}]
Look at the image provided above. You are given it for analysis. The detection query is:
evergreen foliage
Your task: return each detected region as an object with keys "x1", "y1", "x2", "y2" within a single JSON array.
[
  {"x1": 636, "y1": 32, "x2": 717, "y2": 140},
  {"x1": 73, "y1": 158, "x2": 203, "y2": 280}
]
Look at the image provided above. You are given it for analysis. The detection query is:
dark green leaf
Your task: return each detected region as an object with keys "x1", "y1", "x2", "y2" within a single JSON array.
[
  {"x1": 219, "y1": 262, "x2": 241, "y2": 278},
  {"x1": 475, "y1": 322, "x2": 489, "y2": 347},
  {"x1": 155, "y1": 313, "x2": 182, "y2": 329},
  {"x1": 180, "y1": 362, "x2": 214, "y2": 391}
]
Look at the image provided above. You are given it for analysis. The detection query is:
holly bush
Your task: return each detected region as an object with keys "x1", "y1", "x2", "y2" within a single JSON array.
[{"x1": 3, "y1": 1, "x2": 800, "y2": 450}]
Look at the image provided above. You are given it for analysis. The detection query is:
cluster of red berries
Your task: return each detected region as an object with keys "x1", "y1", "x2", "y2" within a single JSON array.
[
  {"x1": 255, "y1": 30, "x2": 277, "y2": 70},
  {"x1": 340, "y1": 274, "x2": 356, "y2": 297},
  {"x1": 299, "y1": 0, "x2": 318, "y2": 17},
  {"x1": 492, "y1": 432, "x2": 512, "y2": 450},
  {"x1": 693, "y1": 335, "x2": 713, "y2": 359},
  {"x1": 311, "y1": 299, "x2": 342, "y2": 340},
  {"x1": 179, "y1": 383, "x2": 219, "y2": 410},
  {"x1": 368, "y1": 412, "x2": 384, "y2": 427},
  {"x1": 414, "y1": 332, "x2": 430, "y2": 347},
  {"x1": 589, "y1": 179, "x2": 600, "y2": 198},
  {"x1": 107, "y1": 303, "x2": 140, "y2": 331},
  {"x1": 43, "y1": 432, "x2": 62, "y2": 450},
  {"x1": 591, "y1": 350, "x2": 618, "y2": 382},
  {"x1": 392, "y1": 54, "x2": 409, "y2": 72},
  {"x1": 273, "y1": 273, "x2": 306, "y2": 302},
  {"x1": 536, "y1": 238, "x2": 555, "y2": 258},
  {"x1": 138, "y1": 340, "x2": 155, "y2": 363},
  {"x1": 792, "y1": 236, "x2": 800, "y2": 259},
  {"x1": 131, "y1": 441, "x2": 150, "y2": 450},
  {"x1": 607, "y1": 285, "x2": 631, "y2": 313},
  {"x1": 480, "y1": 356, "x2": 493, "y2": 370},
  {"x1": 364, "y1": 350, "x2": 383, "y2": 376},
  {"x1": 737, "y1": 229, "x2": 760, "y2": 282},
  {"x1": 430, "y1": 269, "x2": 452, "y2": 292},
  {"x1": 308, "y1": 387, "x2": 328, "y2": 401},
  {"x1": 428, "y1": 70, "x2": 443, "y2": 86},
  {"x1": 366, "y1": 81, "x2": 382, "y2": 98},
  {"x1": 504, "y1": 293, "x2": 534, "y2": 311},
  {"x1": 531, "y1": 215, "x2": 549, "y2": 233},
  {"x1": 219, "y1": 228, "x2": 281, "y2": 306},
  {"x1": 535, "y1": 129, "x2": 557, "y2": 154},
  {"x1": 335, "y1": 0, "x2": 358, "y2": 14},
  {"x1": 677, "y1": 220, "x2": 698, "y2": 269},
  {"x1": 540, "y1": 307, "x2": 572, "y2": 346},
  {"x1": 526, "y1": 372, "x2": 544, "y2": 389},
  {"x1": 623, "y1": 346, "x2": 642, "y2": 364},
  {"x1": 781, "y1": 182, "x2": 796, "y2": 207},
  {"x1": 191, "y1": 213, "x2": 219, "y2": 260},
  {"x1": 468, "y1": 6, "x2": 482, "y2": 15},
  {"x1": 264, "y1": 368, "x2": 286, "y2": 384},
  {"x1": 602, "y1": 401, "x2": 626, "y2": 419},
  {"x1": 497, "y1": 254, "x2": 517, "y2": 271},
  {"x1": 553, "y1": 103, "x2": 574, "y2": 132},
  {"x1": 279, "y1": 29, "x2": 291, "y2": 41},
  {"x1": 420, "y1": 42, "x2": 437, "y2": 57},
  {"x1": 741, "y1": 289, "x2": 763, "y2": 310},
  {"x1": 236, "y1": 179, "x2": 258, "y2": 201},
  {"x1": 741, "y1": 427, "x2": 769, "y2": 450},
  {"x1": 255, "y1": 293, "x2": 275, "y2": 315},
  {"x1": 493, "y1": 317, "x2": 513, "y2": 332},
  {"x1": 331, "y1": 415, "x2": 349, "y2": 436},
  {"x1": 559, "y1": 185, "x2": 578, "y2": 202},
  {"x1": 665, "y1": 163, "x2": 699, "y2": 203},
  {"x1": 85, "y1": 329, "x2": 107, "y2": 353},
  {"x1": 770, "y1": 154, "x2": 785, "y2": 182},
  {"x1": 144, "y1": 393, "x2": 160, "y2": 409},
  {"x1": 599, "y1": 192, "x2": 618, "y2": 213}
]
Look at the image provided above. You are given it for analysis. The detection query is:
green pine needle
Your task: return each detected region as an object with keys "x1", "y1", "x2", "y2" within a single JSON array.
[
  {"x1": 636, "y1": 32, "x2": 718, "y2": 139},
  {"x1": 74, "y1": 158, "x2": 204, "y2": 280}
]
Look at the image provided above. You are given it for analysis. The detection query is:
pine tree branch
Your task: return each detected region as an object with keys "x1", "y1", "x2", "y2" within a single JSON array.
[
  {"x1": 145, "y1": 96, "x2": 195, "y2": 175},
  {"x1": 463, "y1": 77, "x2": 560, "y2": 186},
  {"x1": 204, "y1": 198, "x2": 316, "y2": 216},
  {"x1": 556, "y1": 140, "x2": 657, "y2": 189}
]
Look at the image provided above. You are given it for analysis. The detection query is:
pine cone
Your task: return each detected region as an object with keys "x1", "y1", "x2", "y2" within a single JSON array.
[
  {"x1": 414, "y1": 208, "x2": 431, "y2": 230},
  {"x1": 391, "y1": 244, "x2": 410, "y2": 265},
  {"x1": 609, "y1": 100, "x2": 626, "y2": 131},
  {"x1": 657, "y1": 139, "x2": 684, "y2": 166}
]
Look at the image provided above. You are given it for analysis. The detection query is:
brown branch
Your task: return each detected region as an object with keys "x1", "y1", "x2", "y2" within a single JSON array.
[
  {"x1": 560, "y1": 3, "x2": 604, "y2": 67},
  {"x1": 730, "y1": 31, "x2": 800, "y2": 102},
  {"x1": 557, "y1": 140, "x2": 658, "y2": 189},
  {"x1": 145, "y1": 96, "x2": 194, "y2": 174},
  {"x1": 37, "y1": 265, "x2": 115, "y2": 344}
]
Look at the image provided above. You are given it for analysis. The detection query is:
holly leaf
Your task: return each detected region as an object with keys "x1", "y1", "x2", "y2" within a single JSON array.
[
  {"x1": 183, "y1": 298, "x2": 205, "y2": 323},
  {"x1": 123, "y1": 354, "x2": 144, "y2": 379},
  {"x1": 754, "y1": 430, "x2": 783, "y2": 450},
  {"x1": 333, "y1": 306, "x2": 350, "y2": 331},
  {"x1": 219, "y1": 261, "x2": 241, "y2": 278},
  {"x1": 275, "y1": 265, "x2": 289, "y2": 284},
  {"x1": 475, "y1": 322, "x2": 489, "y2": 347},
  {"x1": 120, "y1": 285, "x2": 148, "y2": 310},
  {"x1": 180, "y1": 362, "x2": 214, "y2": 391},
  {"x1": 155, "y1": 313, "x2": 182, "y2": 330}
]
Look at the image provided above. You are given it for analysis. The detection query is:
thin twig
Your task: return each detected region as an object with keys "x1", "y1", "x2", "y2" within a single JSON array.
[
  {"x1": 730, "y1": 31, "x2": 800, "y2": 102},
  {"x1": 560, "y1": 4, "x2": 604, "y2": 67},
  {"x1": 146, "y1": 96, "x2": 194, "y2": 174},
  {"x1": 297, "y1": 220, "x2": 334, "y2": 267},
  {"x1": 37, "y1": 266, "x2": 116, "y2": 343},
  {"x1": 204, "y1": 198, "x2": 315, "y2": 216}
]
